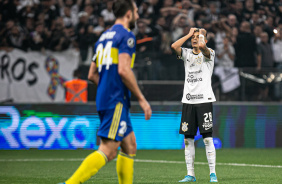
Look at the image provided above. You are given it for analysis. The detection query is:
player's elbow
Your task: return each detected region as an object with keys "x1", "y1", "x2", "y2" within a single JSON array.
[
  {"x1": 88, "y1": 73, "x2": 94, "y2": 81},
  {"x1": 118, "y1": 67, "x2": 128, "y2": 78},
  {"x1": 171, "y1": 43, "x2": 178, "y2": 51}
]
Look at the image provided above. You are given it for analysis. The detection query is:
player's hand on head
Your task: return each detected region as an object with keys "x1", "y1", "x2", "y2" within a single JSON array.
[
  {"x1": 199, "y1": 28, "x2": 207, "y2": 36},
  {"x1": 138, "y1": 98, "x2": 152, "y2": 120},
  {"x1": 188, "y1": 27, "x2": 197, "y2": 36}
]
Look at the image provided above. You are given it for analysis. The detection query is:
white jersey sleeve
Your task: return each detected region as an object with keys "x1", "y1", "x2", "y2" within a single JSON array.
[{"x1": 177, "y1": 47, "x2": 192, "y2": 61}]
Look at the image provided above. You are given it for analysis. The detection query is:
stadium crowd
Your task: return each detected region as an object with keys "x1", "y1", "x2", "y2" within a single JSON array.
[{"x1": 0, "y1": 0, "x2": 282, "y2": 100}]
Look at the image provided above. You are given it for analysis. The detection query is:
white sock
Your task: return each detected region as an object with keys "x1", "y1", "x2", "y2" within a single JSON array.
[
  {"x1": 203, "y1": 137, "x2": 216, "y2": 174},
  {"x1": 184, "y1": 138, "x2": 195, "y2": 177}
]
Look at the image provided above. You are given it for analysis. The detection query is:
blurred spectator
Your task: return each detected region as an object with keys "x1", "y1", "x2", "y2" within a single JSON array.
[
  {"x1": 93, "y1": 16, "x2": 105, "y2": 36},
  {"x1": 234, "y1": 0, "x2": 244, "y2": 23},
  {"x1": 48, "y1": 18, "x2": 71, "y2": 51},
  {"x1": 36, "y1": 0, "x2": 58, "y2": 28},
  {"x1": 271, "y1": 27, "x2": 282, "y2": 100},
  {"x1": 213, "y1": 18, "x2": 231, "y2": 49},
  {"x1": 271, "y1": 27, "x2": 282, "y2": 68},
  {"x1": 256, "y1": 32, "x2": 274, "y2": 101},
  {"x1": 234, "y1": 21, "x2": 258, "y2": 68},
  {"x1": 101, "y1": 0, "x2": 115, "y2": 23},
  {"x1": 206, "y1": 2, "x2": 219, "y2": 22},
  {"x1": 84, "y1": 3, "x2": 98, "y2": 26},
  {"x1": 243, "y1": 0, "x2": 255, "y2": 21},
  {"x1": 250, "y1": 13, "x2": 261, "y2": 27},
  {"x1": 29, "y1": 23, "x2": 47, "y2": 51},
  {"x1": 216, "y1": 36, "x2": 235, "y2": 68},
  {"x1": 227, "y1": 14, "x2": 238, "y2": 29},
  {"x1": 135, "y1": 21, "x2": 155, "y2": 79},
  {"x1": 263, "y1": 16, "x2": 275, "y2": 39},
  {"x1": 61, "y1": 6, "x2": 78, "y2": 28},
  {"x1": 17, "y1": 3, "x2": 36, "y2": 26},
  {"x1": 58, "y1": 0, "x2": 81, "y2": 22},
  {"x1": 77, "y1": 25, "x2": 97, "y2": 63},
  {"x1": 172, "y1": 14, "x2": 188, "y2": 41},
  {"x1": 138, "y1": 0, "x2": 154, "y2": 25},
  {"x1": 7, "y1": 25, "x2": 29, "y2": 51},
  {"x1": 257, "y1": 32, "x2": 274, "y2": 69},
  {"x1": 253, "y1": 24, "x2": 263, "y2": 44},
  {"x1": 230, "y1": 26, "x2": 238, "y2": 45},
  {"x1": 0, "y1": 0, "x2": 18, "y2": 22},
  {"x1": 75, "y1": 11, "x2": 89, "y2": 35}
]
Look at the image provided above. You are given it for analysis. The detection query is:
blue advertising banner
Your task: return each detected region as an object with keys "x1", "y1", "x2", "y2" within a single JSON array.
[{"x1": 0, "y1": 103, "x2": 281, "y2": 149}]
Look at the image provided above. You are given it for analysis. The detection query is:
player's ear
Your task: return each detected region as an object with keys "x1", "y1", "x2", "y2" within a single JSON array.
[
  {"x1": 125, "y1": 9, "x2": 132, "y2": 20},
  {"x1": 205, "y1": 39, "x2": 208, "y2": 44}
]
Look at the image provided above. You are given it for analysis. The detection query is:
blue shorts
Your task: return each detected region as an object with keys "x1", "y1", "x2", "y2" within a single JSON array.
[{"x1": 97, "y1": 102, "x2": 133, "y2": 141}]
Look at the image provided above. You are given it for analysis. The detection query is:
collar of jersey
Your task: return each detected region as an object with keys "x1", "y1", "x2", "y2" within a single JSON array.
[
  {"x1": 113, "y1": 24, "x2": 131, "y2": 32},
  {"x1": 192, "y1": 50, "x2": 200, "y2": 55}
]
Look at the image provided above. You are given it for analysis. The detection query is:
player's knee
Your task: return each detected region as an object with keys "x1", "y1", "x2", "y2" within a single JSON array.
[
  {"x1": 104, "y1": 149, "x2": 118, "y2": 161},
  {"x1": 131, "y1": 141, "x2": 137, "y2": 153},
  {"x1": 203, "y1": 137, "x2": 213, "y2": 146}
]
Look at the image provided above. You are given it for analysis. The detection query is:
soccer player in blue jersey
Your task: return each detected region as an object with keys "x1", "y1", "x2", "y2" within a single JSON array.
[{"x1": 59, "y1": 1, "x2": 152, "y2": 184}]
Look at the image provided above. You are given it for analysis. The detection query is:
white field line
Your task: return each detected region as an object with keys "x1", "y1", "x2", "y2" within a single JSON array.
[{"x1": 0, "y1": 158, "x2": 281, "y2": 168}]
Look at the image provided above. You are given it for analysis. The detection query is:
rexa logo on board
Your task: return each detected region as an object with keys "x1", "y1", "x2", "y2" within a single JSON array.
[{"x1": 0, "y1": 106, "x2": 98, "y2": 149}]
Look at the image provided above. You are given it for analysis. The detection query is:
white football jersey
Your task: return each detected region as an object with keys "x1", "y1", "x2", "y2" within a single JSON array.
[{"x1": 178, "y1": 47, "x2": 216, "y2": 104}]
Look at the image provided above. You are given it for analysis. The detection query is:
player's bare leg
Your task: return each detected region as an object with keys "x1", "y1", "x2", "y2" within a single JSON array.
[
  {"x1": 64, "y1": 139, "x2": 120, "y2": 184},
  {"x1": 117, "y1": 131, "x2": 137, "y2": 184}
]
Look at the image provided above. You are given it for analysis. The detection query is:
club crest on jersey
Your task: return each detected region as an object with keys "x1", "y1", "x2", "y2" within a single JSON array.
[
  {"x1": 127, "y1": 38, "x2": 135, "y2": 48},
  {"x1": 182, "y1": 122, "x2": 188, "y2": 132}
]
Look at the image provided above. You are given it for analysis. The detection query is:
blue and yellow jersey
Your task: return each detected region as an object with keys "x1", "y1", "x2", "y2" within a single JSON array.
[{"x1": 93, "y1": 24, "x2": 136, "y2": 111}]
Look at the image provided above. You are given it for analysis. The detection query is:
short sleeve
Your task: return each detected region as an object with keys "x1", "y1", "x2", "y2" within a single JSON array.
[
  {"x1": 119, "y1": 32, "x2": 136, "y2": 57},
  {"x1": 204, "y1": 48, "x2": 215, "y2": 62},
  {"x1": 177, "y1": 47, "x2": 189, "y2": 61}
]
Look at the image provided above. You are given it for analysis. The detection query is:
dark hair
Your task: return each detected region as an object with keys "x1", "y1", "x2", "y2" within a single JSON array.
[
  {"x1": 73, "y1": 69, "x2": 80, "y2": 78},
  {"x1": 112, "y1": 0, "x2": 134, "y2": 18}
]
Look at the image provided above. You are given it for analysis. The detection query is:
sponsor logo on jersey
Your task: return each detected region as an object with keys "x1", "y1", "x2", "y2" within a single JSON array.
[
  {"x1": 202, "y1": 121, "x2": 213, "y2": 130},
  {"x1": 188, "y1": 70, "x2": 202, "y2": 74},
  {"x1": 182, "y1": 122, "x2": 188, "y2": 132},
  {"x1": 187, "y1": 77, "x2": 202, "y2": 83},
  {"x1": 186, "y1": 93, "x2": 204, "y2": 100},
  {"x1": 187, "y1": 73, "x2": 202, "y2": 83}
]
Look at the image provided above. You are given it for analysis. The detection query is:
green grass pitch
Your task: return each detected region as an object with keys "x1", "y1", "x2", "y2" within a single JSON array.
[{"x1": 1, "y1": 149, "x2": 282, "y2": 184}]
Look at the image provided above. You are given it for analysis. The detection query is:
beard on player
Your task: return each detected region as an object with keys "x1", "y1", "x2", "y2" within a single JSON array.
[{"x1": 129, "y1": 14, "x2": 136, "y2": 30}]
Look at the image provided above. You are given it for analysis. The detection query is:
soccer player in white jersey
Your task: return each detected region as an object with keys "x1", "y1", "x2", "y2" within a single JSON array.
[{"x1": 171, "y1": 28, "x2": 218, "y2": 182}]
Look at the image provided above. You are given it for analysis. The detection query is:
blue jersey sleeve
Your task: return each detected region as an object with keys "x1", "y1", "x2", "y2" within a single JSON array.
[{"x1": 118, "y1": 32, "x2": 136, "y2": 57}]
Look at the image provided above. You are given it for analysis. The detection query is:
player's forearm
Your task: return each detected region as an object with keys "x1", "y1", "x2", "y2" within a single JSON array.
[
  {"x1": 171, "y1": 34, "x2": 191, "y2": 55},
  {"x1": 88, "y1": 74, "x2": 99, "y2": 86},
  {"x1": 119, "y1": 69, "x2": 144, "y2": 101},
  {"x1": 199, "y1": 44, "x2": 211, "y2": 59},
  {"x1": 88, "y1": 62, "x2": 99, "y2": 85}
]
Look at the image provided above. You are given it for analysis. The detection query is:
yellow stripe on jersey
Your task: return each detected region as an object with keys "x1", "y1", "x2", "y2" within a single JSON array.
[
  {"x1": 108, "y1": 102, "x2": 123, "y2": 139},
  {"x1": 96, "y1": 48, "x2": 119, "y2": 67},
  {"x1": 96, "y1": 48, "x2": 135, "y2": 69},
  {"x1": 131, "y1": 53, "x2": 136, "y2": 68}
]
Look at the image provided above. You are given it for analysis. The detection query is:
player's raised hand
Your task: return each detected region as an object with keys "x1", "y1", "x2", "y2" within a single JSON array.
[
  {"x1": 188, "y1": 27, "x2": 197, "y2": 36},
  {"x1": 138, "y1": 98, "x2": 152, "y2": 120},
  {"x1": 199, "y1": 28, "x2": 207, "y2": 36}
]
